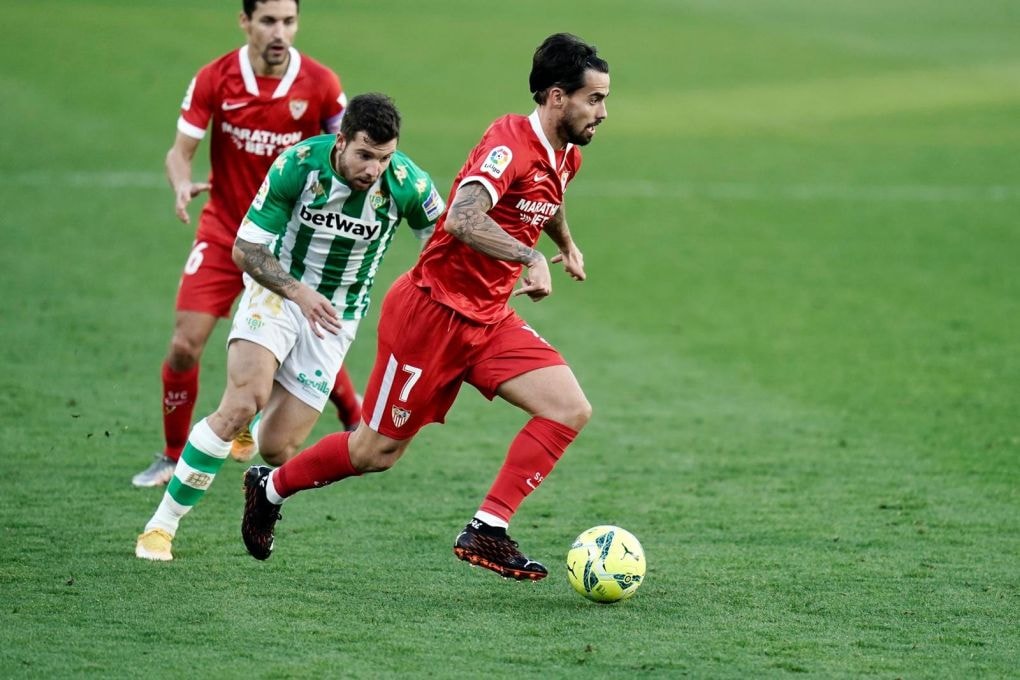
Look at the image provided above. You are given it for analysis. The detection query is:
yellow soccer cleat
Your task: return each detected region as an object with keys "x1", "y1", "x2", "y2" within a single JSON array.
[
  {"x1": 135, "y1": 528, "x2": 174, "y2": 561},
  {"x1": 230, "y1": 427, "x2": 257, "y2": 462}
]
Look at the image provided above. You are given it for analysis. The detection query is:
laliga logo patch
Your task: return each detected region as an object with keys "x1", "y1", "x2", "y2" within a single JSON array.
[
  {"x1": 252, "y1": 178, "x2": 270, "y2": 210},
  {"x1": 289, "y1": 99, "x2": 308, "y2": 120},
  {"x1": 391, "y1": 405, "x2": 411, "y2": 428},
  {"x1": 481, "y1": 146, "x2": 512, "y2": 178}
]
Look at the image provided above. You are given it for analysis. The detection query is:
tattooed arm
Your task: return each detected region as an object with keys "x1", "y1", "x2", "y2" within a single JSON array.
[
  {"x1": 543, "y1": 206, "x2": 586, "y2": 282},
  {"x1": 233, "y1": 239, "x2": 303, "y2": 299},
  {"x1": 443, "y1": 182, "x2": 553, "y2": 300},
  {"x1": 232, "y1": 238, "x2": 341, "y2": 338},
  {"x1": 444, "y1": 183, "x2": 541, "y2": 265}
]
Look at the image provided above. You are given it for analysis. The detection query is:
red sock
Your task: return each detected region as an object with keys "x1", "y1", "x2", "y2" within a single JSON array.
[
  {"x1": 161, "y1": 361, "x2": 199, "y2": 462},
  {"x1": 274, "y1": 431, "x2": 361, "y2": 498},
  {"x1": 479, "y1": 417, "x2": 578, "y2": 523},
  {"x1": 329, "y1": 366, "x2": 362, "y2": 428}
]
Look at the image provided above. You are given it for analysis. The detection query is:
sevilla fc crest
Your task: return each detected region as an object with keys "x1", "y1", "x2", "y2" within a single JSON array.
[
  {"x1": 391, "y1": 405, "x2": 411, "y2": 428},
  {"x1": 289, "y1": 99, "x2": 308, "y2": 120}
]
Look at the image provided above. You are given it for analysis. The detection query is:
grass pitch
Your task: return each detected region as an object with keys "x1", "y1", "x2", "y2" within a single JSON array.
[{"x1": 1, "y1": 1, "x2": 1018, "y2": 677}]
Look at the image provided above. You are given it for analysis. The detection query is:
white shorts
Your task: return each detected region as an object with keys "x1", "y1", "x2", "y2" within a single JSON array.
[{"x1": 228, "y1": 282, "x2": 360, "y2": 411}]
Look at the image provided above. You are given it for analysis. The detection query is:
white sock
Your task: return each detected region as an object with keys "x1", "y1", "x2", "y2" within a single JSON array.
[
  {"x1": 474, "y1": 511, "x2": 508, "y2": 529},
  {"x1": 265, "y1": 469, "x2": 285, "y2": 505}
]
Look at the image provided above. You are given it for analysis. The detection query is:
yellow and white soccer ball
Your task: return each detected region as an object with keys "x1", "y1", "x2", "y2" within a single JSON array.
[{"x1": 566, "y1": 525, "x2": 645, "y2": 603}]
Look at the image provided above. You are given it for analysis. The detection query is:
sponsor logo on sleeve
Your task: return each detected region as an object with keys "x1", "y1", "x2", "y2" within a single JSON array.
[
  {"x1": 480, "y1": 146, "x2": 512, "y2": 178},
  {"x1": 252, "y1": 177, "x2": 271, "y2": 210},
  {"x1": 422, "y1": 186, "x2": 444, "y2": 221}
]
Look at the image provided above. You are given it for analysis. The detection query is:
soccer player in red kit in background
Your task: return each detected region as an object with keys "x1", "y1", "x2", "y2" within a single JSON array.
[
  {"x1": 242, "y1": 32, "x2": 610, "y2": 581},
  {"x1": 132, "y1": 0, "x2": 363, "y2": 488}
]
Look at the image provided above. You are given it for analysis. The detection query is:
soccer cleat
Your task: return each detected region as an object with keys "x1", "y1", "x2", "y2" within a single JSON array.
[
  {"x1": 135, "y1": 528, "x2": 174, "y2": 561},
  {"x1": 241, "y1": 465, "x2": 281, "y2": 560},
  {"x1": 131, "y1": 454, "x2": 175, "y2": 488},
  {"x1": 230, "y1": 426, "x2": 257, "y2": 462},
  {"x1": 453, "y1": 520, "x2": 548, "y2": 581}
]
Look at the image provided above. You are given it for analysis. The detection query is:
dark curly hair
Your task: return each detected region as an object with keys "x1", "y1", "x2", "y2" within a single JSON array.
[
  {"x1": 340, "y1": 93, "x2": 402, "y2": 143},
  {"x1": 529, "y1": 33, "x2": 609, "y2": 104}
]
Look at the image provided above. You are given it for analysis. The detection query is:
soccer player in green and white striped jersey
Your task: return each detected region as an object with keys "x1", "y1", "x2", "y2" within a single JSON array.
[{"x1": 136, "y1": 93, "x2": 444, "y2": 560}]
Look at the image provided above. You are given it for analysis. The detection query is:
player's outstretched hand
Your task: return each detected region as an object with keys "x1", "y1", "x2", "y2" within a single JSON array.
[
  {"x1": 514, "y1": 254, "x2": 553, "y2": 302},
  {"x1": 294, "y1": 287, "x2": 342, "y2": 338},
  {"x1": 174, "y1": 181, "x2": 212, "y2": 224},
  {"x1": 551, "y1": 244, "x2": 586, "y2": 281}
]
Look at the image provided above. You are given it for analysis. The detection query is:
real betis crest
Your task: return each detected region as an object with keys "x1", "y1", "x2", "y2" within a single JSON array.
[{"x1": 369, "y1": 189, "x2": 386, "y2": 210}]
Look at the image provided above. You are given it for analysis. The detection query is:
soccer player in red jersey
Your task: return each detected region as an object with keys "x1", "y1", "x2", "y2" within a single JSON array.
[
  {"x1": 132, "y1": 0, "x2": 363, "y2": 488},
  {"x1": 242, "y1": 33, "x2": 610, "y2": 580}
]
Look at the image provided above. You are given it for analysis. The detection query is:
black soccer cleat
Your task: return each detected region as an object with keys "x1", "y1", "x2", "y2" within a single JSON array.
[
  {"x1": 453, "y1": 519, "x2": 548, "y2": 581},
  {"x1": 241, "y1": 465, "x2": 282, "y2": 561}
]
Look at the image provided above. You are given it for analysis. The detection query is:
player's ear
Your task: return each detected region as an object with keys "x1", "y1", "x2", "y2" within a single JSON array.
[{"x1": 550, "y1": 87, "x2": 565, "y2": 108}]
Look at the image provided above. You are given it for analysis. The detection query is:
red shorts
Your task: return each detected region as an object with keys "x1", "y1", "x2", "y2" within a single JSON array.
[
  {"x1": 363, "y1": 273, "x2": 567, "y2": 438},
  {"x1": 174, "y1": 235, "x2": 244, "y2": 318}
]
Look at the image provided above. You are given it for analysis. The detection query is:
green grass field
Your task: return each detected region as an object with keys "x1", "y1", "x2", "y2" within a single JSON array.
[{"x1": 2, "y1": 0, "x2": 1018, "y2": 676}]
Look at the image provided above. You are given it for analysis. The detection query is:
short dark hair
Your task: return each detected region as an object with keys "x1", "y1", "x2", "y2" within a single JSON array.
[
  {"x1": 243, "y1": 0, "x2": 299, "y2": 18},
  {"x1": 529, "y1": 33, "x2": 609, "y2": 104},
  {"x1": 340, "y1": 93, "x2": 401, "y2": 143}
]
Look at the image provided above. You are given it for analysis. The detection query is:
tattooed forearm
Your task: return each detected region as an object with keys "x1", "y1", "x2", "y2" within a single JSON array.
[
  {"x1": 445, "y1": 183, "x2": 540, "y2": 264},
  {"x1": 235, "y1": 239, "x2": 302, "y2": 299}
]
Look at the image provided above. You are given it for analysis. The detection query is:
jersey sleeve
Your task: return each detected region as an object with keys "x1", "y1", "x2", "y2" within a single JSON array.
[
  {"x1": 177, "y1": 65, "x2": 215, "y2": 140},
  {"x1": 321, "y1": 70, "x2": 347, "y2": 133},
  {"x1": 241, "y1": 147, "x2": 307, "y2": 239},
  {"x1": 456, "y1": 127, "x2": 525, "y2": 208},
  {"x1": 390, "y1": 156, "x2": 445, "y2": 239}
]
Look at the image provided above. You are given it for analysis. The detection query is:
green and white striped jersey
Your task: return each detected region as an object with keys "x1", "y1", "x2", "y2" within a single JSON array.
[{"x1": 238, "y1": 134, "x2": 444, "y2": 319}]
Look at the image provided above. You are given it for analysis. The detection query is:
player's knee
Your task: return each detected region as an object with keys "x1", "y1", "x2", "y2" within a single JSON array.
[
  {"x1": 219, "y1": 401, "x2": 260, "y2": 437},
  {"x1": 566, "y1": 395, "x2": 593, "y2": 431},
  {"x1": 167, "y1": 332, "x2": 204, "y2": 369},
  {"x1": 545, "y1": 395, "x2": 592, "y2": 432}
]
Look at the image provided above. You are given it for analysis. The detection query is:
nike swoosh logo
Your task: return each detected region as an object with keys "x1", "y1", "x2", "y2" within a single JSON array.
[
  {"x1": 533, "y1": 172, "x2": 549, "y2": 182},
  {"x1": 222, "y1": 101, "x2": 249, "y2": 111}
]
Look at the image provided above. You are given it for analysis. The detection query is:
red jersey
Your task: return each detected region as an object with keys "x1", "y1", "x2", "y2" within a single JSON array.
[
  {"x1": 411, "y1": 112, "x2": 582, "y2": 324},
  {"x1": 177, "y1": 45, "x2": 345, "y2": 246}
]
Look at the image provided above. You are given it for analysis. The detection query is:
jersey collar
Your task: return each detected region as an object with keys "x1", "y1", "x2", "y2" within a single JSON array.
[
  {"x1": 528, "y1": 109, "x2": 573, "y2": 170},
  {"x1": 238, "y1": 45, "x2": 302, "y2": 98}
]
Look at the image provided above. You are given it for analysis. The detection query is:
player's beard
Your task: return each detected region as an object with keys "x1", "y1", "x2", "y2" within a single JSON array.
[{"x1": 560, "y1": 112, "x2": 600, "y2": 146}]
